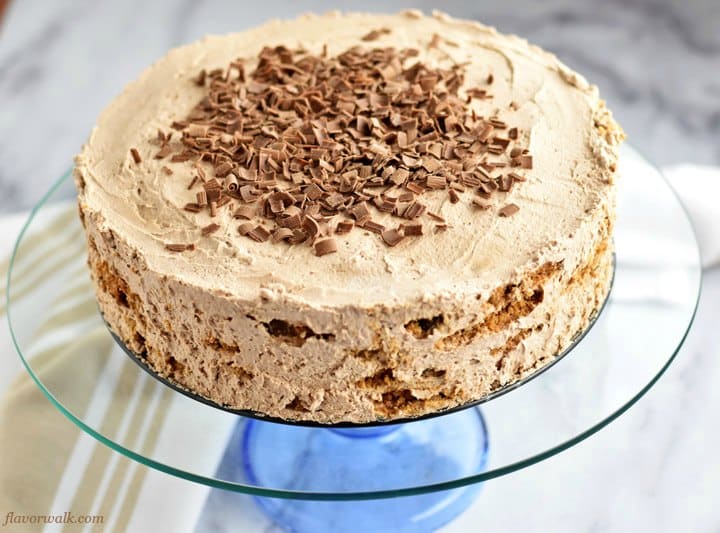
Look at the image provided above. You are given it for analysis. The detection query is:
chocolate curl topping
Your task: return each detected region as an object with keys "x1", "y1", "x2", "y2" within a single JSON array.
[{"x1": 158, "y1": 42, "x2": 532, "y2": 255}]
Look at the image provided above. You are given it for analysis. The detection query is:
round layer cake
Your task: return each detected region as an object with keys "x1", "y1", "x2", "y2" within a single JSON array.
[{"x1": 74, "y1": 10, "x2": 623, "y2": 424}]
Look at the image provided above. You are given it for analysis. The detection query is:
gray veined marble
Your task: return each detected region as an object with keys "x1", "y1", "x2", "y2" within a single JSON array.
[
  {"x1": 0, "y1": 2, "x2": 718, "y2": 532},
  {"x1": 0, "y1": 0, "x2": 718, "y2": 213}
]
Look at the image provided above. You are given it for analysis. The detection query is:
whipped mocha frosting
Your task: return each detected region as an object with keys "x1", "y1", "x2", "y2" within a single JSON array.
[
  {"x1": 75, "y1": 10, "x2": 623, "y2": 423},
  {"x1": 76, "y1": 10, "x2": 619, "y2": 307}
]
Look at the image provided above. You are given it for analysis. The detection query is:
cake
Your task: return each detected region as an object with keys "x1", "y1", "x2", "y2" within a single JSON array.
[{"x1": 74, "y1": 10, "x2": 623, "y2": 424}]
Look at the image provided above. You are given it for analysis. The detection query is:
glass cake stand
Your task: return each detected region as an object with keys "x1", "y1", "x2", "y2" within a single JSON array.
[{"x1": 7, "y1": 146, "x2": 701, "y2": 532}]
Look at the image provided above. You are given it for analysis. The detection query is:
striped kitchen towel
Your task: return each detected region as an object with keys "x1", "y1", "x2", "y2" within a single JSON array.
[{"x1": 0, "y1": 203, "x2": 237, "y2": 532}]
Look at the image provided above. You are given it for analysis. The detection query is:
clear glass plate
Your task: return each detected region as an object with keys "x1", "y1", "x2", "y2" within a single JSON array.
[{"x1": 7, "y1": 146, "x2": 701, "y2": 500}]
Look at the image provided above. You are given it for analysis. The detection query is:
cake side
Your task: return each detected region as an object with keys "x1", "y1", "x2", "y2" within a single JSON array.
[
  {"x1": 79, "y1": 136, "x2": 617, "y2": 424},
  {"x1": 80, "y1": 195, "x2": 612, "y2": 423}
]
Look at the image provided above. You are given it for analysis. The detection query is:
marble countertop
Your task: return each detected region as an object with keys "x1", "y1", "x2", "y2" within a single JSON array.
[{"x1": 1, "y1": 1, "x2": 718, "y2": 532}]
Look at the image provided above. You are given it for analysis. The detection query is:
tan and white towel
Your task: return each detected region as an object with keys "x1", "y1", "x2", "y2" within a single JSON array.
[{"x1": 0, "y1": 205, "x2": 236, "y2": 532}]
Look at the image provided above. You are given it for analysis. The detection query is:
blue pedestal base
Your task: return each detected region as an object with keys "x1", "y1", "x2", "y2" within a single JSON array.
[{"x1": 242, "y1": 408, "x2": 489, "y2": 533}]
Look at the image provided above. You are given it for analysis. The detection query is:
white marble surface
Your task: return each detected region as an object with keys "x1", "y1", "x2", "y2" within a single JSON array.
[{"x1": 1, "y1": 1, "x2": 718, "y2": 532}]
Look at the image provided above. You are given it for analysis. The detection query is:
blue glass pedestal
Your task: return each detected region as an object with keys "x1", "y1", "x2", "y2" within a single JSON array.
[{"x1": 242, "y1": 408, "x2": 489, "y2": 533}]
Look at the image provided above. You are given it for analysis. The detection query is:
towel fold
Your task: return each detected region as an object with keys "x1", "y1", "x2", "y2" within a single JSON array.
[{"x1": 664, "y1": 165, "x2": 720, "y2": 268}]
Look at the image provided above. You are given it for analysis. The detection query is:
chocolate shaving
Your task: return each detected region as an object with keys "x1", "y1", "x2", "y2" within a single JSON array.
[
  {"x1": 426, "y1": 175, "x2": 446, "y2": 189},
  {"x1": 488, "y1": 144, "x2": 506, "y2": 155},
  {"x1": 335, "y1": 220, "x2": 354, "y2": 234},
  {"x1": 402, "y1": 222, "x2": 423, "y2": 236},
  {"x1": 225, "y1": 174, "x2": 239, "y2": 192},
  {"x1": 362, "y1": 220, "x2": 386, "y2": 234},
  {"x1": 472, "y1": 198, "x2": 491, "y2": 210},
  {"x1": 314, "y1": 238, "x2": 338, "y2": 256},
  {"x1": 499, "y1": 203, "x2": 520, "y2": 217},
  {"x1": 391, "y1": 168, "x2": 409, "y2": 185},
  {"x1": 499, "y1": 174, "x2": 514, "y2": 192},
  {"x1": 238, "y1": 222, "x2": 255, "y2": 235},
  {"x1": 301, "y1": 216, "x2": 320, "y2": 239},
  {"x1": 280, "y1": 213, "x2": 302, "y2": 229},
  {"x1": 215, "y1": 162, "x2": 234, "y2": 177},
  {"x1": 247, "y1": 225, "x2": 271, "y2": 242},
  {"x1": 130, "y1": 148, "x2": 142, "y2": 164},
  {"x1": 404, "y1": 202, "x2": 426, "y2": 219},
  {"x1": 349, "y1": 202, "x2": 371, "y2": 223},
  {"x1": 381, "y1": 228, "x2": 404, "y2": 247},
  {"x1": 406, "y1": 182, "x2": 424, "y2": 195},
  {"x1": 233, "y1": 205, "x2": 255, "y2": 219},
  {"x1": 165, "y1": 243, "x2": 194, "y2": 252},
  {"x1": 361, "y1": 28, "x2": 391, "y2": 41},
  {"x1": 201, "y1": 223, "x2": 221, "y2": 236},
  {"x1": 272, "y1": 227, "x2": 294, "y2": 242}
]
